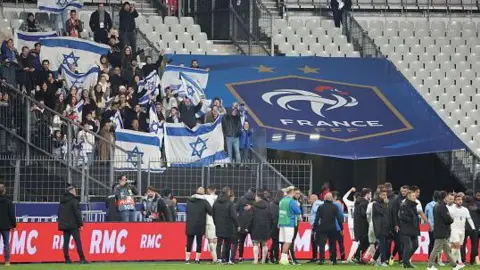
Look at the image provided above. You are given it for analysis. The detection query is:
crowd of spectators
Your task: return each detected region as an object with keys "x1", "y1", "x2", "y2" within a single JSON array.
[{"x1": 0, "y1": 3, "x2": 253, "y2": 164}]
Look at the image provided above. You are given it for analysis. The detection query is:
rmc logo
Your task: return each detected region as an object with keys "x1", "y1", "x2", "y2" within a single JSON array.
[{"x1": 226, "y1": 76, "x2": 412, "y2": 141}]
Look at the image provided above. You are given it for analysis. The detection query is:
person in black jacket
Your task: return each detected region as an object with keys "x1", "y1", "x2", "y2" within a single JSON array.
[
  {"x1": 0, "y1": 184, "x2": 16, "y2": 266},
  {"x1": 142, "y1": 186, "x2": 170, "y2": 222},
  {"x1": 353, "y1": 188, "x2": 371, "y2": 263},
  {"x1": 330, "y1": 0, "x2": 351, "y2": 28},
  {"x1": 372, "y1": 189, "x2": 391, "y2": 266},
  {"x1": 269, "y1": 190, "x2": 283, "y2": 263},
  {"x1": 178, "y1": 97, "x2": 202, "y2": 129},
  {"x1": 461, "y1": 195, "x2": 480, "y2": 265},
  {"x1": 58, "y1": 186, "x2": 88, "y2": 264},
  {"x1": 249, "y1": 193, "x2": 273, "y2": 264},
  {"x1": 388, "y1": 185, "x2": 409, "y2": 263},
  {"x1": 398, "y1": 191, "x2": 419, "y2": 268},
  {"x1": 222, "y1": 106, "x2": 241, "y2": 164},
  {"x1": 185, "y1": 187, "x2": 213, "y2": 264},
  {"x1": 313, "y1": 193, "x2": 343, "y2": 265},
  {"x1": 106, "y1": 184, "x2": 118, "y2": 222},
  {"x1": 119, "y1": 2, "x2": 139, "y2": 52},
  {"x1": 427, "y1": 191, "x2": 462, "y2": 269},
  {"x1": 89, "y1": 3, "x2": 113, "y2": 44},
  {"x1": 213, "y1": 189, "x2": 239, "y2": 263},
  {"x1": 235, "y1": 188, "x2": 255, "y2": 262}
]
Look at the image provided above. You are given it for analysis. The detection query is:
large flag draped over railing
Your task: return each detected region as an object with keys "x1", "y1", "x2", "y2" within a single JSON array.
[
  {"x1": 114, "y1": 129, "x2": 164, "y2": 172},
  {"x1": 161, "y1": 65, "x2": 209, "y2": 97},
  {"x1": 61, "y1": 64, "x2": 99, "y2": 90},
  {"x1": 40, "y1": 37, "x2": 110, "y2": 72},
  {"x1": 138, "y1": 71, "x2": 160, "y2": 105},
  {"x1": 13, "y1": 30, "x2": 57, "y2": 52},
  {"x1": 38, "y1": 0, "x2": 83, "y2": 13},
  {"x1": 149, "y1": 102, "x2": 164, "y2": 137},
  {"x1": 164, "y1": 116, "x2": 229, "y2": 167}
]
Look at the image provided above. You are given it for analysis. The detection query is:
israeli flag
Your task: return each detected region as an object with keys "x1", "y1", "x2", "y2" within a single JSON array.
[
  {"x1": 38, "y1": 0, "x2": 83, "y2": 13},
  {"x1": 161, "y1": 65, "x2": 209, "y2": 97},
  {"x1": 13, "y1": 30, "x2": 57, "y2": 51},
  {"x1": 149, "y1": 102, "x2": 164, "y2": 137},
  {"x1": 111, "y1": 110, "x2": 124, "y2": 131},
  {"x1": 40, "y1": 37, "x2": 110, "y2": 73},
  {"x1": 114, "y1": 129, "x2": 164, "y2": 172},
  {"x1": 75, "y1": 99, "x2": 83, "y2": 122},
  {"x1": 138, "y1": 71, "x2": 160, "y2": 105},
  {"x1": 164, "y1": 116, "x2": 229, "y2": 167},
  {"x1": 61, "y1": 64, "x2": 99, "y2": 90}
]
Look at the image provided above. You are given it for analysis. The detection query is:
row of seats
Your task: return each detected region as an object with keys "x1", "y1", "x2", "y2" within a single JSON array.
[
  {"x1": 369, "y1": 28, "x2": 480, "y2": 39},
  {"x1": 374, "y1": 36, "x2": 480, "y2": 47},
  {"x1": 136, "y1": 15, "x2": 195, "y2": 29},
  {"x1": 396, "y1": 59, "x2": 480, "y2": 72},
  {"x1": 362, "y1": 19, "x2": 479, "y2": 32},
  {"x1": 284, "y1": 0, "x2": 479, "y2": 10},
  {"x1": 273, "y1": 18, "x2": 339, "y2": 33}
]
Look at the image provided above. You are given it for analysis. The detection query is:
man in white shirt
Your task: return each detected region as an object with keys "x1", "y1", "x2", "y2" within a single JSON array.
[
  {"x1": 365, "y1": 195, "x2": 376, "y2": 260},
  {"x1": 204, "y1": 185, "x2": 218, "y2": 263},
  {"x1": 447, "y1": 194, "x2": 475, "y2": 265},
  {"x1": 343, "y1": 187, "x2": 358, "y2": 263}
]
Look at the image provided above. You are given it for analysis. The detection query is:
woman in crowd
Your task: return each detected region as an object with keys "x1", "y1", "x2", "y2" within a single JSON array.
[{"x1": 99, "y1": 55, "x2": 111, "y2": 75}]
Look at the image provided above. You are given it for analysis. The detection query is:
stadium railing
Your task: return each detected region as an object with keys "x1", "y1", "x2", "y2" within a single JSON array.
[{"x1": 343, "y1": 11, "x2": 383, "y2": 58}]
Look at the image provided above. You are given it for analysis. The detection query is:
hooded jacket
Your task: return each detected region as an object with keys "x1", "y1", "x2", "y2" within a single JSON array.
[
  {"x1": 58, "y1": 192, "x2": 83, "y2": 231},
  {"x1": 353, "y1": 196, "x2": 369, "y2": 241},
  {"x1": 269, "y1": 195, "x2": 281, "y2": 237},
  {"x1": 0, "y1": 194, "x2": 16, "y2": 230},
  {"x1": 236, "y1": 191, "x2": 255, "y2": 233},
  {"x1": 372, "y1": 199, "x2": 391, "y2": 237},
  {"x1": 398, "y1": 199, "x2": 420, "y2": 236},
  {"x1": 186, "y1": 194, "x2": 212, "y2": 236},
  {"x1": 142, "y1": 193, "x2": 171, "y2": 222},
  {"x1": 213, "y1": 193, "x2": 238, "y2": 238},
  {"x1": 433, "y1": 201, "x2": 453, "y2": 239},
  {"x1": 249, "y1": 199, "x2": 273, "y2": 241},
  {"x1": 389, "y1": 193, "x2": 405, "y2": 230}
]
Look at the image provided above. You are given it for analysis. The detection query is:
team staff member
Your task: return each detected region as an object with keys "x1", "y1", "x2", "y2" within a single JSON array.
[
  {"x1": 427, "y1": 191, "x2": 463, "y2": 270},
  {"x1": 278, "y1": 186, "x2": 301, "y2": 265},
  {"x1": 58, "y1": 186, "x2": 88, "y2": 264},
  {"x1": 288, "y1": 188, "x2": 302, "y2": 265},
  {"x1": 389, "y1": 185, "x2": 409, "y2": 264},
  {"x1": 425, "y1": 191, "x2": 441, "y2": 258},
  {"x1": 236, "y1": 188, "x2": 255, "y2": 263},
  {"x1": 462, "y1": 195, "x2": 480, "y2": 265},
  {"x1": 332, "y1": 191, "x2": 346, "y2": 261},
  {"x1": 268, "y1": 190, "x2": 283, "y2": 264},
  {"x1": 353, "y1": 188, "x2": 371, "y2": 263},
  {"x1": 213, "y1": 189, "x2": 238, "y2": 264},
  {"x1": 398, "y1": 191, "x2": 420, "y2": 268},
  {"x1": 185, "y1": 187, "x2": 213, "y2": 264},
  {"x1": 308, "y1": 194, "x2": 323, "y2": 263},
  {"x1": 114, "y1": 175, "x2": 138, "y2": 222},
  {"x1": 372, "y1": 189, "x2": 391, "y2": 266},
  {"x1": 204, "y1": 185, "x2": 218, "y2": 263},
  {"x1": 0, "y1": 184, "x2": 16, "y2": 267},
  {"x1": 313, "y1": 193, "x2": 343, "y2": 265},
  {"x1": 249, "y1": 193, "x2": 273, "y2": 264}
]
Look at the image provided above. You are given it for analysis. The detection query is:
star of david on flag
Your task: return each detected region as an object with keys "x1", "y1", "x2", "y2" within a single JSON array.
[
  {"x1": 189, "y1": 137, "x2": 208, "y2": 158},
  {"x1": 126, "y1": 146, "x2": 144, "y2": 167},
  {"x1": 38, "y1": 0, "x2": 83, "y2": 13},
  {"x1": 63, "y1": 52, "x2": 80, "y2": 66}
]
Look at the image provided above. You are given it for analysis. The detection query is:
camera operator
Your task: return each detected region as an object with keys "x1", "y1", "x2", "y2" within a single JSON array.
[
  {"x1": 142, "y1": 186, "x2": 171, "y2": 222},
  {"x1": 114, "y1": 175, "x2": 138, "y2": 222}
]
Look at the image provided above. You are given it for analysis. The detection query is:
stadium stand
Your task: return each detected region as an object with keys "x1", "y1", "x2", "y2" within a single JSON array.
[
  {"x1": 272, "y1": 17, "x2": 360, "y2": 57},
  {"x1": 358, "y1": 16, "x2": 480, "y2": 155}
]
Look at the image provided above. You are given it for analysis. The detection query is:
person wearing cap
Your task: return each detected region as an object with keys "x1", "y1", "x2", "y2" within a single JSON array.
[
  {"x1": 0, "y1": 184, "x2": 16, "y2": 267},
  {"x1": 58, "y1": 186, "x2": 88, "y2": 264},
  {"x1": 278, "y1": 186, "x2": 301, "y2": 265}
]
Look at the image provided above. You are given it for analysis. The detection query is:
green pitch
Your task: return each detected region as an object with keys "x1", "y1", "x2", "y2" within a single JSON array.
[{"x1": 4, "y1": 262, "x2": 474, "y2": 270}]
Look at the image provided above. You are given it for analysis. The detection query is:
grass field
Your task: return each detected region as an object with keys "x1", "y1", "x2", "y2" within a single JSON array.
[{"x1": 3, "y1": 262, "x2": 476, "y2": 270}]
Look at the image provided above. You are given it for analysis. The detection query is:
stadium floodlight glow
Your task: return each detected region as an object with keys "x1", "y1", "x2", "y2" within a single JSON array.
[
  {"x1": 271, "y1": 133, "x2": 283, "y2": 141},
  {"x1": 285, "y1": 134, "x2": 296, "y2": 141},
  {"x1": 309, "y1": 134, "x2": 321, "y2": 140}
]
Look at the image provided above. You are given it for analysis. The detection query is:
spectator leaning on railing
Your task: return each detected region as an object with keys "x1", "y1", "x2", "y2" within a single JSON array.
[{"x1": 19, "y1": 13, "x2": 45, "y2": 32}]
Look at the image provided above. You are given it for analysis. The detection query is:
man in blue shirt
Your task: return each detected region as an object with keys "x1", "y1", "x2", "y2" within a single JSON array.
[
  {"x1": 332, "y1": 191, "x2": 346, "y2": 261},
  {"x1": 308, "y1": 194, "x2": 323, "y2": 263},
  {"x1": 425, "y1": 191, "x2": 441, "y2": 261}
]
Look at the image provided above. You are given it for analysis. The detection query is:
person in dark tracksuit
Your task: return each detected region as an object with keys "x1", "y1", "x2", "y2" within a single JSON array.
[
  {"x1": 461, "y1": 195, "x2": 480, "y2": 265},
  {"x1": 213, "y1": 190, "x2": 239, "y2": 264},
  {"x1": 372, "y1": 189, "x2": 391, "y2": 266},
  {"x1": 388, "y1": 185, "x2": 409, "y2": 263},
  {"x1": 398, "y1": 191, "x2": 420, "y2": 268},
  {"x1": 427, "y1": 191, "x2": 461, "y2": 269},
  {"x1": 0, "y1": 184, "x2": 16, "y2": 266},
  {"x1": 185, "y1": 187, "x2": 213, "y2": 264},
  {"x1": 353, "y1": 188, "x2": 371, "y2": 263},
  {"x1": 313, "y1": 193, "x2": 343, "y2": 265},
  {"x1": 249, "y1": 193, "x2": 273, "y2": 264},
  {"x1": 332, "y1": 191, "x2": 345, "y2": 261},
  {"x1": 269, "y1": 190, "x2": 283, "y2": 263},
  {"x1": 236, "y1": 188, "x2": 255, "y2": 262},
  {"x1": 58, "y1": 186, "x2": 88, "y2": 264}
]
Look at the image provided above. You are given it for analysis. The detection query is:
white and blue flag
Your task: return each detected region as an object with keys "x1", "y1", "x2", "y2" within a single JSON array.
[
  {"x1": 75, "y1": 99, "x2": 83, "y2": 122},
  {"x1": 111, "y1": 110, "x2": 124, "y2": 131},
  {"x1": 149, "y1": 102, "x2": 164, "y2": 137},
  {"x1": 138, "y1": 71, "x2": 160, "y2": 105},
  {"x1": 38, "y1": 0, "x2": 83, "y2": 13},
  {"x1": 114, "y1": 129, "x2": 164, "y2": 172},
  {"x1": 61, "y1": 64, "x2": 99, "y2": 90},
  {"x1": 164, "y1": 116, "x2": 229, "y2": 167},
  {"x1": 13, "y1": 30, "x2": 57, "y2": 51},
  {"x1": 40, "y1": 37, "x2": 110, "y2": 72},
  {"x1": 161, "y1": 65, "x2": 209, "y2": 97}
]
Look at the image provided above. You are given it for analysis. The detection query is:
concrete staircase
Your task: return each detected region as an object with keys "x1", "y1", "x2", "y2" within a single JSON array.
[
  {"x1": 262, "y1": 0, "x2": 283, "y2": 17},
  {"x1": 133, "y1": 0, "x2": 158, "y2": 16}
]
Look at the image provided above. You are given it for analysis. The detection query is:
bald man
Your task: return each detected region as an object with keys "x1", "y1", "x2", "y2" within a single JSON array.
[
  {"x1": 312, "y1": 193, "x2": 344, "y2": 265},
  {"x1": 185, "y1": 187, "x2": 212, "y2": 264}
]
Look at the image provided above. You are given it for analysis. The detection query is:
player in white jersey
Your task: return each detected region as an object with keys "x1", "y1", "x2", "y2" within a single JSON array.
[
  {"x1": 204, "y1": 186, "x2": 218, "y2": 263},
  {"x1": 364, "y1": 198, "x2": 376, "y2": 260},
  {"x1": 447, "y1": 194, "x2": 475, "y2": 265},
  {"x1": 343, "y1": 187, "x2": 358, "y2": 263}
]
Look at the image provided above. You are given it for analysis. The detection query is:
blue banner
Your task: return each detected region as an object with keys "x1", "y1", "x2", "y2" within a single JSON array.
[{"x1": 167, "y1": 55, "x2": 465, "y2": 159}]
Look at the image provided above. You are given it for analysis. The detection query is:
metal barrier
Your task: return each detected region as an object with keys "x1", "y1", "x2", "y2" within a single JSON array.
[
  {"x1": 437, "y1": 149, "x2": 478, "y2": 192},
  {"x1": 343, "y1": 11, "x2": 383, "y2": 58}
]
